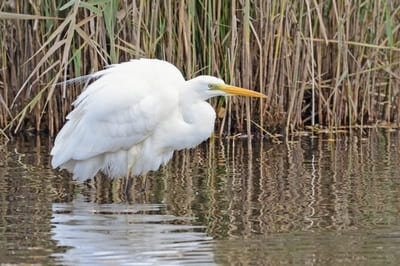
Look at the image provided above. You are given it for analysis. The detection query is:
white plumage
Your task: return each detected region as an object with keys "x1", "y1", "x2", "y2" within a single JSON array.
[{"x1": 51, "y1": 59, "x2": 265, "y2": 181}]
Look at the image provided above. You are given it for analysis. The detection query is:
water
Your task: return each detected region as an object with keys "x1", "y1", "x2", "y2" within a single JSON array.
[
  {"x1": 1, "y1": 131, "x2": 400, "y2": 265},
  {"x1": 52, "y1": 200, "x2": 214, "y2": 265}
]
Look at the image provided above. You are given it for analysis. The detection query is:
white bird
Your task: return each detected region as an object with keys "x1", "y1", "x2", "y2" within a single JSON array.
[{"x1": 51, "y1": 58, "x2": 265, "y2": 181}]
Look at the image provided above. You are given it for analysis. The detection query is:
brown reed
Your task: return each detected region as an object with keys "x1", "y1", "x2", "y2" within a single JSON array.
[{"x1": 0, "y1": 1, "x2": 399, "y2": 138}]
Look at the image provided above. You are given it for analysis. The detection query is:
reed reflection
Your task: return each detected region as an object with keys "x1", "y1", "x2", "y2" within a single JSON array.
[{"x1": 0, "y1": 135, "x2": 74, "y2": 264}]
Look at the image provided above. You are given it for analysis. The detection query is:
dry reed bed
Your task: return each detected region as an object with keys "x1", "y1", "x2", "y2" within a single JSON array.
[{"x1": 0, "y1": 1, "x2": 399, "y2": 138}]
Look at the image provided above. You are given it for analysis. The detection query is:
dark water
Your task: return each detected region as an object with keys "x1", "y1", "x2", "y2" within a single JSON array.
[{"x1": 1, "y1": 131, "x2": 400, "y2": 265}]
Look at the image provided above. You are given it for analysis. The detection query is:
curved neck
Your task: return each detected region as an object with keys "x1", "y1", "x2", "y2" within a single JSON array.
[{"x1": 172, "y1": 101, "x2": 216, "y2": 150}]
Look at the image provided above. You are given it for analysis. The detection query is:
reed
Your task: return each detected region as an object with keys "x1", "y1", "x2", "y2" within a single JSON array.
[{"x1": 0, "y1": 1, "x2": 399, "y2": 138}]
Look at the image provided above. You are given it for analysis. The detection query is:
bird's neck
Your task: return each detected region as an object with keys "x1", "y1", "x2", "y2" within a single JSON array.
[{"x1": 175, "y1": 100, "x2": 216, "y2": 150}]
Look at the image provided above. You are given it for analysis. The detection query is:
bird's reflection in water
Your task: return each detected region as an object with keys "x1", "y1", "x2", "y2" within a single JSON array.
[{"x1": 51, "y1": 195, "x2": 216, "y2": 265}]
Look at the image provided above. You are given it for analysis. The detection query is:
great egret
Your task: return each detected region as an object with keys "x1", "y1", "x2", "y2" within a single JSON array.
[{"x1": 51, "y1": 58, "x2": 265, "y2": 181}]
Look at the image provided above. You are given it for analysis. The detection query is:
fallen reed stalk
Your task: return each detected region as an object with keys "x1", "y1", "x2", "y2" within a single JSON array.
[{"x1": 0, "y1": 1, "x2": 399, "y2": 138}]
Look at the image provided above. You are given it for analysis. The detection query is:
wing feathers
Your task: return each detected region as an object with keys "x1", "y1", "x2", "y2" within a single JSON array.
[{"x1": 51, "y1": 59, "x2": 183, "y2": 177}]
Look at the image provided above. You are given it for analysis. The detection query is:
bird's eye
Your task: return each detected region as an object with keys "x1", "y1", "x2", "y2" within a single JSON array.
[{"x1": 208, "y1": 84, "x2": 217, "y2": 90}]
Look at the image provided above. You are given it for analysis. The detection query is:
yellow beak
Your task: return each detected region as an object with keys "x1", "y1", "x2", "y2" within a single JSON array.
[{"x1": 216, "y1": 84, "x2": 266, "y2": 98}]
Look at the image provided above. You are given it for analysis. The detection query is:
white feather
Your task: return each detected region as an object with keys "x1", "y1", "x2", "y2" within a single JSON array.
[{"x1": 51, "y1": 59, "x2": 183, "y2": 180}]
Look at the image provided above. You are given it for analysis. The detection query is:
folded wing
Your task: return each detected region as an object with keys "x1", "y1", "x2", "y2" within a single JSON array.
[{"x1": 51, "y1": 59, "x2": 184, "y2": 179}]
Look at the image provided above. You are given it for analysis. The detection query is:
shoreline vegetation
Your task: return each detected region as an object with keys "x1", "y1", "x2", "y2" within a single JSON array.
[{"x1": 0, "y1": 1, "x2": 399, "y2": 140}]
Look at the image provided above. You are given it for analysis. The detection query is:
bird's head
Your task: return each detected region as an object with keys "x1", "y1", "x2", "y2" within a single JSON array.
[{"x1": 187, "y1": 75, "x2": 266, "y2": 100}]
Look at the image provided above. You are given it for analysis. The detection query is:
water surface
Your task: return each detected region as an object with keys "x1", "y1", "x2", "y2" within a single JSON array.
[{"x1": 1, "y1": 131, "x2": 400, "y2": 265}]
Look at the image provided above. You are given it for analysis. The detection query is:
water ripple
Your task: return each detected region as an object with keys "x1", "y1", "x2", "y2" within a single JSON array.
[{"x1": 51, "y1": 196, "x2": 215, "y2": 265}]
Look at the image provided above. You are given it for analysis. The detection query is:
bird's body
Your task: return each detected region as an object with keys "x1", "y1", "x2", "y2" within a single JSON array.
[{"x1": 51, "y1": 59, "x2": 265, "y2": 181}]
